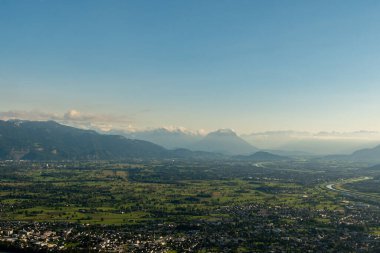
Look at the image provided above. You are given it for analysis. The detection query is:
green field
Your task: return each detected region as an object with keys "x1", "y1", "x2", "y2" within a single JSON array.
[{"x1": 0, "y1": 160, "x2": 365, "y2": 225}]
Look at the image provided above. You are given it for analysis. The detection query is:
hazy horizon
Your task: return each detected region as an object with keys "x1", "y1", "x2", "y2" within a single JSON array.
[
  {"x1": 3, "y1": 109, "x2": 380, "y2": 137},
  {"x1": 2, "y1": 113, "x2": 380, "y2": 155}
]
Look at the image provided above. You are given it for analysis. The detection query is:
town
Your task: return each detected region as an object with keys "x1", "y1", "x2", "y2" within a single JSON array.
[{"x1": 1, "y1": 160, "x2": 380, "y2": 252}]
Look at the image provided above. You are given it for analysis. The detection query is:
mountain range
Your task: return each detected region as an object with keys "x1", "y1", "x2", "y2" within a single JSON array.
[
  {"x1": 107, "y1": 128, "x2": 380, "y2": 156},
  {"x1": 321, "y1": 144, "x2": 380, "y2": 164},
  {"x1": 114, "y1": 128, "x2": 258, "y2": 155},
  {"x1": 0, "y1": 120, "x2": 168, "y2": 160},
  {"x1": 347, "y1": 144, "x2": 380, "y2": 163},
  {"x1": 0, "y1": 120, "x2": 253, "y2": 160},
  {"x1": 190, "y1": 129, "x2": 258, "y2": 155},
  {"x1": 113, "y1": 127, "x2": 202, "y2": 150},
  {"x1": 2, "y1": 120, "x2": 380, "y2": 163}
]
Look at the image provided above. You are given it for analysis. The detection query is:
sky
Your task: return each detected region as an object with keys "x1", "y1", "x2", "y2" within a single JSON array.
[{"x1": 1, "y1": 0, "x2": 380, "y2": 134}]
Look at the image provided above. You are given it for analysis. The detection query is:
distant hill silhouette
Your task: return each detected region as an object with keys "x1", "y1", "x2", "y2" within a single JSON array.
[
  {"x1": 0, "y1": 120, "x2": 168, "y2": 160},
  {"x1": 190, "y1": 129, "x2": 258, "y2": 155},
  {"x1": 322, "y1": 144, "x2": 380, "y2": 164},
  {"x1": 112, "y1": 128, "x2": 202, "y2": 149},
  {"x1": 233, "y1": 151, "x2": 290, "y2": 161},
  {"x1": 350, "y1": 144, "x2": 380, "y2": 163}
]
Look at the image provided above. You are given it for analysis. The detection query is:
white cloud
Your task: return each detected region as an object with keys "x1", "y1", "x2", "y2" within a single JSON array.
[
  {"x1": 64, "y1": 109, "x2": 82, "y2": 120},
  {"x1": 0, "y1": 110, "x2": 61, "y2": 121},
  {"x1": 160, "y1": 126, "x2": 206, "y2": 136},
  {"x1": 0, "y1": 109, "x2": 134, "y2": 132},
  {"x1": 0, "y1": 109, "x2": 207, "y2": 135}
]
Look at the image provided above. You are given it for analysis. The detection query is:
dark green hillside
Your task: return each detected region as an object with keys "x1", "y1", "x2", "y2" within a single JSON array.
[{"x1": 0, "y1": 120, "x2": 168, "y2": 160}]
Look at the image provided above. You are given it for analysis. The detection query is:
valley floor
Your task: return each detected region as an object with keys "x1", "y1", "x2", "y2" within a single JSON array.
[{"x1": 1, "y1": 160, "x2": 380, "y2": 252}]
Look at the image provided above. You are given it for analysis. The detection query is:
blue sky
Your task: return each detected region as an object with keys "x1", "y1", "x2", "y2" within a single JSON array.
[{"x1": 1, "y1": 0, "x2": 380, "y2": 133}]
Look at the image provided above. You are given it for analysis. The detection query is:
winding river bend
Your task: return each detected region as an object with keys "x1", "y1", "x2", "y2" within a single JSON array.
[
  {"x1": 325, "y1": 176, "x2": 372, "y2": 192},
  {"x1": 325, "y1": 176, "x2": 379, "y2": 204}
]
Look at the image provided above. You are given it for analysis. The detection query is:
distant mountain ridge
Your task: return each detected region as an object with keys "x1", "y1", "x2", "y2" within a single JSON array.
[
  {"x1": 233, "y1": 151, "x2": 290, "y2": 161},
  {"x1": 111, "y1": 128, "x2": 259, "y2": 155},
  {"x1": 6, "y1": 120, "x2": 378, "y2": 162},
  {"x1": 322, "y1": 144, "x2": 380, "y2": 164},
  {"x1": 242, "y1": 131, "x2": 380, "y2": 155},
  {"x1": 112, "y1": 128, "x2": 203, "y2": 149},
  {"x1": 189, "y1": 129, "x2": 259, "y2": 155},
  {"x1": 114, "y1": 127, "x2": 373, "y2": 156},
  {"x1": 0, "y1": 120, "x2": 169, "y2": 160},
  {"x1": 350, "y1": 144, "x2": 380, "y2": 163}
]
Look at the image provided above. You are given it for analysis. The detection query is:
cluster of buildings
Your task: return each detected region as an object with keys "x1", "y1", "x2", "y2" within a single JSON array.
[{"x1": 1, "y1": 201, "x2": 380, "y2": 252}]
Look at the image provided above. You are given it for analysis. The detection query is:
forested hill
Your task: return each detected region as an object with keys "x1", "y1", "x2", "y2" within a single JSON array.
[{"x1": 0, "y1": 120, "x2": 168, "y2": 160}]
